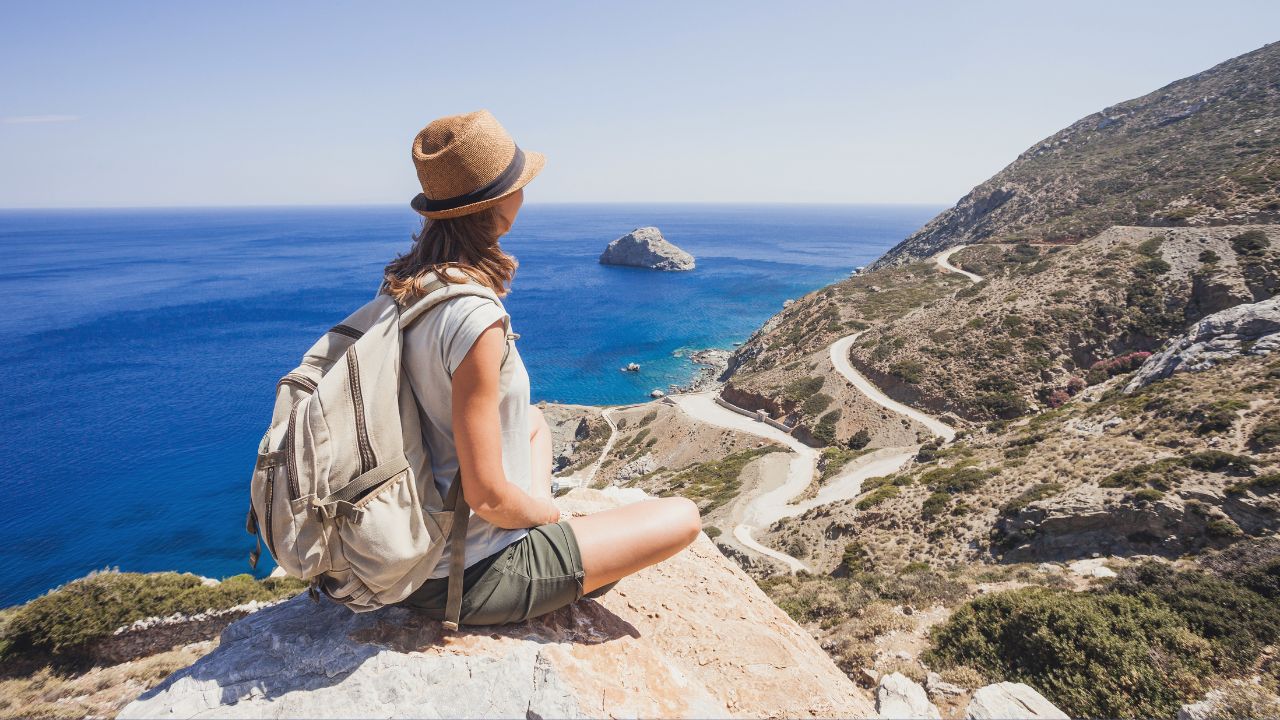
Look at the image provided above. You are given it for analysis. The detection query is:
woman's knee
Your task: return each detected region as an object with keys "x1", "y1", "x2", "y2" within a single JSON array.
[{"x1": 663, "y1": 496, "x2": 702, "y2": 548}]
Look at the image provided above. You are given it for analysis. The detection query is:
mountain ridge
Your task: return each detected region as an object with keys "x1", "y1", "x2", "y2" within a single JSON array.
[{"x1": 871, "y1": 40, "x2": 1280, "y2": 268}]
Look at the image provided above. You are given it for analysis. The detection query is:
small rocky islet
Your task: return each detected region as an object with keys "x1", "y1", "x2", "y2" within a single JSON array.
[{"x1": 599, "y1": 226, "x2": 695, "y2": 271}]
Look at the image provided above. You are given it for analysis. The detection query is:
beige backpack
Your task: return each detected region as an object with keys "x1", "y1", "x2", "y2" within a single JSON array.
[{"x1": 245, "y1": 270, "x2": 510, "y2": 630}]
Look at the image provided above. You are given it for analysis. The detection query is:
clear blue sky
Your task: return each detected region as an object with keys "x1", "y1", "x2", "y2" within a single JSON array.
[{"x1": 2, "y1": 1, "x2": 1277, "y2": 208}]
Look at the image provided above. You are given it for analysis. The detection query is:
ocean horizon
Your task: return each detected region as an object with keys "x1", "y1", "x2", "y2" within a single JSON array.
[{"x1": 0, "y1": 202, "x2": 940, "y2": 606}]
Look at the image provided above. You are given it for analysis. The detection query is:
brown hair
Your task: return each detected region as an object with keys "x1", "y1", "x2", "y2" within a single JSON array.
[{"x1": 381, "y1": 206, "x2": 517, "y2": 305}]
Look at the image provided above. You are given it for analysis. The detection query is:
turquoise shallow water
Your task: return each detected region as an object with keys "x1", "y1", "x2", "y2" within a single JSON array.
[{"x1": 0, "y1": 203, "x2": 937, "y2": 605}]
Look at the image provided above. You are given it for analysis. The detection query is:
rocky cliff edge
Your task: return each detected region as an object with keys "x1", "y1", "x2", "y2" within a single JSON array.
[{"x1": 119, "y1": 486, "x2": 874, "y2": 719}]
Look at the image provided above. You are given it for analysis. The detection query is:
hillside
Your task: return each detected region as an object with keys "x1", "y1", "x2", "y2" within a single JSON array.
[
  {"x1": 872, "y1": 41, "x2": 1280, "y2": 268},
  {"x1": 698, "y1": 42, "x2": 1280, "y2": 717}
]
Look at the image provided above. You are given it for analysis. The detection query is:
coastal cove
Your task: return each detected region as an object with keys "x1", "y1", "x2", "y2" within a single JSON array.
[{"x1": 0, "y1": 202, "x2": 938, "y2": 606}]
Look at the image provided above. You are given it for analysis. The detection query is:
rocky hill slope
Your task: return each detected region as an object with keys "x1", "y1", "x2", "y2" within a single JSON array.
[{"x1": 872, "y1": 41, "x2": 1280, "y2": 268}]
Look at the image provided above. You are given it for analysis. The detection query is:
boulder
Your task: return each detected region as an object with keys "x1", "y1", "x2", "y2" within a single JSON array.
[
  {"x1": 1125, "y1": 295, "x2": 1280, "y2": 392},
  {"x1": 924, "y1": 671, "x2": 966, "y2": 697},
  {"x1": 876, "y1": 672, "x2": 941, "y2": 719},
  {"x1": 965, "y1": 682, "x2": 1069, "y2": 719},
  {"x1": 119, "y1": 487, "x2": 873, "y2": 719},
  {"x1": 599, "y1": 227, "x2": 695, "y2": 271}
]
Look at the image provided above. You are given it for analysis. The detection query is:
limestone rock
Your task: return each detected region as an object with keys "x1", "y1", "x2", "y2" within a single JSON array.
[
  {"x1": 599, "y1": 227, "x2": 695, "y2": 271},
  {"x1": 1067, "y1": 558, "x2": 1117, "y2": 578},
  {"x1": 965, "y1": 682, "x2": 1068, "y2": 719},
  {"x1": 925, "y1": 671, "x2": 966, "y2": 697},
  {"x1": 877, "y1": 671, "x2": 941, "y2": 719},
  {"x1": 119, "y1": 487, "x2": 873, "y2": 719},
  {"x1": 1125, "y1": 295, "x2": 1280, "y2": 392}
]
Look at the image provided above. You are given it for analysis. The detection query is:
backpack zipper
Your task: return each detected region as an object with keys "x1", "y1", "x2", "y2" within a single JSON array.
[
  {"x1": 263, "y1": 464, "x2": 278, "y2": 560},
  {"x1": 285, "y1": 403, "x2": 301, "y2": 500},
  {"x1": 346, "y1": 348, "x2": 378, "y2": 474}
]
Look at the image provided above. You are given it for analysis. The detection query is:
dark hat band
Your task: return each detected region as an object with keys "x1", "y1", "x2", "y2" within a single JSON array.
[{"x1": 413, "y1": 146, "x2": 526, "y2": 213}]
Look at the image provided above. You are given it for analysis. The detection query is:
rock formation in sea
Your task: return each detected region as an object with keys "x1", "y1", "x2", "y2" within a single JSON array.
[
  {"x1": 599, "y1": 226, "x2": 695, "y2": 271},
  {"x1": 118, "y1": 487, "x2": 875, "y2": 719}
]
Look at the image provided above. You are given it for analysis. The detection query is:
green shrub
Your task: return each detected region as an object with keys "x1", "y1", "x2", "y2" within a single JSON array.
[
  {"x1": 662, "y1": 446, "x2": 785, "y2": 512},
  {"x1": 1229, "y1": 229, "x2": 1270, "y2": 257},
  {"x1": 813, "y1": 410, "x2": 840, "y2": 446},
  {"x1": 1137, "y1": 257, "x2": 1172, "y2": 276},
  {"x1": 818, "y1": 445, "x2": 870, "y2": 481},
  {"x1": 1130, "y1": 487, "x2": 1165, "y2": 503},
  {"x1": 1199, "y1": 249, "x2": 1221, "y2": 264},
  {"x1": 1207, "y1": 519, "x2": 1244, "y2": 538},
  {"x1": 916, "y1": 440, "x2": 942, "y2": 463},
  {"x1": 925, "y1": 587, "x2": 1211, "y2": 718},
  {"x1": 857, "y1": 484, "x2": 900, "y2": 510},
  {"x1": 921, "y1": 466, "x2": 992, "y2": 494},
  {"x1": 0, "y1": 571, "x2": 304, "y2": 665},
  {"x1": 1181, "y1": 450, "x2": 1254, "y2": 475},
  {"x1": 783, "y1": 376, "x2": 825, "y2": 403},
  {"x1": 977, "y1": 375, "x2": 1018, "y2": 393},
  {"x1": 1238, "y1": 558, "x2": 1280, "y2": 600},
  {"x1": 1248, "y1": 421, "x2": 1280, "y2": 451},
  {"x1": 1110, "y1": 563, "x2": 1280, "y2": 673},
  {"x1": 840, "y1": 542, "x2": 869, "y2": 574},
  {"x1": 888, "y1": 360, "x2": 925, "y2": 384},
  {"x1": 802, "y1": 392, "x2": 833, "y2": 416},
  {"x1": 846, "y1": 428, "x2": 871, "y2": 450},
  {"x1": 1137, "y1": 237, "x2": 1164, "y2": 256},
  {"x1": 921, "y1": 491, "x2": 951, "y2": 519},
  {"x1": 975, "y1": 391, "x2": 1029, "y2": 419},
  {"x1": 1191, "y1": 402, "x2": 1243, "y2": 434},
  {"x1": 1000, "y1": 483, "x2": 1064, "y2": 515},
  {"x1": 702, "y1": 525, "x2": 722, "y2": 539}
]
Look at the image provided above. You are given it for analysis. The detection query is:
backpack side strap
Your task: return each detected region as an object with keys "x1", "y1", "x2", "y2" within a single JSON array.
[{"x1": 441, "y1": 470, "x2": 470, "y2": 631}]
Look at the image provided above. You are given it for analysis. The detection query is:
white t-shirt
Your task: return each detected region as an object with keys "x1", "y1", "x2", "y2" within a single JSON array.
[{"x1": 401, "y1": 292, "x2": 532, "y2": 578}]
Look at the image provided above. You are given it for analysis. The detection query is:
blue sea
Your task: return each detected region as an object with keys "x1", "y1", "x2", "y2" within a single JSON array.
[{"x1": 0, "y1": 203, "x2": 937, "y2": 606}]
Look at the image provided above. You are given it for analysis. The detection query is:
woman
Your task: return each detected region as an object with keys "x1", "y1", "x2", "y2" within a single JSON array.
[{"x1": 385, "y1": 110, "x2": 701, "y2": 626}]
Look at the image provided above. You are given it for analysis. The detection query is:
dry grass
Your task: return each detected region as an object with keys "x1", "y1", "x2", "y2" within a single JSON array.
[{"x1": 0, "y1": 641, "x2": 212, "y2": 719}]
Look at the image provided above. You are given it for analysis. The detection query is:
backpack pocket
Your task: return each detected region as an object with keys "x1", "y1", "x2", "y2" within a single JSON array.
[{"x1": 330, "y1": 454, "x2": 453, "y2": 601}]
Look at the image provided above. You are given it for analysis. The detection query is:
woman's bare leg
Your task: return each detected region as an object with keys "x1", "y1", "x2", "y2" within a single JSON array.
[
  {"x1": 528, "y1": 405, "x2": 553, "y2": 501},
  {"x1": 566, "y1": 497, "x2": 701, "y2": 594}
]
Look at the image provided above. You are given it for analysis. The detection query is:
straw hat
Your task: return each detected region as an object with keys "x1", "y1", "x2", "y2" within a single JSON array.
[{"x1": 409, "y1": 110, "x2": 545, "y2": 219}]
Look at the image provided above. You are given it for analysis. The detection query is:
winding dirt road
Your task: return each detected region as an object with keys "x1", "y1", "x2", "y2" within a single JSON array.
[
  {"x1": 556, "y1": 405, "x2": 626, "y2": 494},
  {"x1": 829, "y1": 333, "x2": 956, "y2": 442},
  {"x1": 935, "y1": 245, "x2": 983, "y2": 283},
  {"x1": 567, "y1": 247, "x2": 984, "y2": 573}
]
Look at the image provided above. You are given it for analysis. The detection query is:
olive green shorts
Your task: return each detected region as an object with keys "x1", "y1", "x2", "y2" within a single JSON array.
[{"x1": 397, "y1": 519, "x2": 618, "y2": 626}]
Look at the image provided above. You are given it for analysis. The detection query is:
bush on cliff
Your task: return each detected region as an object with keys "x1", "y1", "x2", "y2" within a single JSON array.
[
  {"x1": 927, "y1": 557, "x2": 1280, "y2": 719},
  {"x1": 1229, "y1": 229, "x2": 1270, "y2": 257},
  {"x1": 1107, "y1": 562, "x2": 1280, "y2": 674},
  {"x1": 0, "y1": 570, "x2": 304, "y2": 667},
  {"x1": 925, "y1": 587, "x2": 1212, "y2": 718}
]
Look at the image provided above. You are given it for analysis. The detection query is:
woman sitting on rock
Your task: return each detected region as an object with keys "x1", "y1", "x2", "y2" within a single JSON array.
[{"x1": 385, "y1": 110, "x2": 701, "y2": 626}]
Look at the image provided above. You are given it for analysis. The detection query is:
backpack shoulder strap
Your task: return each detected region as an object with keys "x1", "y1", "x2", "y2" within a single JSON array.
[{"x1": 397, "y1": 269, "x2": 506, "y2": 332}]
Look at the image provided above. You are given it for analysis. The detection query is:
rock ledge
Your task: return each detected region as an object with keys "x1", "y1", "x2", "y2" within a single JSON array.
[{"x1": 119, "y1": 487, "x2": 872, "y2": 719}]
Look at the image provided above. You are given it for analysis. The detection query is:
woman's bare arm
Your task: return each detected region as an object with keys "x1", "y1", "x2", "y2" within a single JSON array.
[{"x1": 452, "y1": 320, "x2": 560, "y2": 529}]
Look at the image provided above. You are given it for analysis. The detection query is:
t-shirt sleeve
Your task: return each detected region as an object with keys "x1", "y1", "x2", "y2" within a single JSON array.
[{"x1": 441, "y1": 296, "x2": 508, "y2": 377}]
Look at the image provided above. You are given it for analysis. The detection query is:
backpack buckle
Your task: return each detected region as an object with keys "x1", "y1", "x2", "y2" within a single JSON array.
[{"x1": 312, "y1": 501, "x2": 365, "y2": 522}]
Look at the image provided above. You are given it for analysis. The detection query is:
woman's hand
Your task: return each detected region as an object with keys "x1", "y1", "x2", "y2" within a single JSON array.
[{"x1": 452, "y1": 319, "x2": 560, "y2": 529}]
